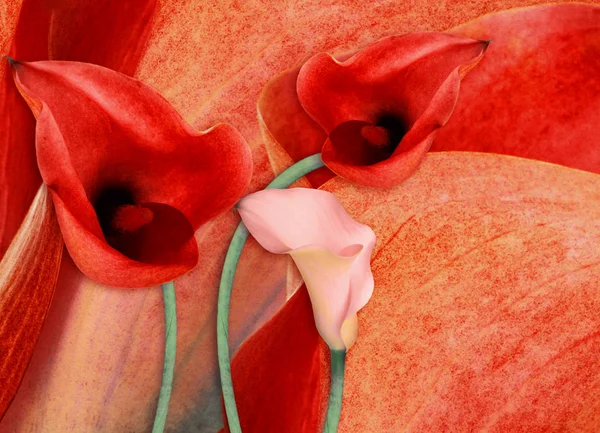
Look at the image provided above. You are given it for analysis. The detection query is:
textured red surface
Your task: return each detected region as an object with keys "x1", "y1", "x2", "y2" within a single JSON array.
[
  {"x1": 434, "y1": 4, "x2": 600, "y2": 170},
  {"x1": 226, "y1": 153, "x2": 600, "y2": 432},
  {"x1": 11, "y1": 60, "x2": 252, "y2": 287},
  {"x1": 222, "y1": 284, "x2": 329, "y2": 433}
]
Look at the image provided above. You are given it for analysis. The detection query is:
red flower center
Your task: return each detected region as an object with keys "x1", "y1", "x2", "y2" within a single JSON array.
[
  {"x1": 111, "y1": 205, "x2": 154, "y2": 233},
  {"x1": 93, "y1": 185, "x2": 197, "y2": 266},
  {"x1": 328, "y1": 114, "x2": 408, "y2": 166},
  {"x1": 360, "y1": 125, "x2": 390, "y2": 148},
  {"x1": 94, "y1": 186, "x2": 153, "y2": 260}
]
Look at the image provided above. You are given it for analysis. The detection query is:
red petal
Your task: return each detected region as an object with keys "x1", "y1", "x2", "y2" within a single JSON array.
[
  {"x1": 11, "y1": 0, "x2": 157, "y2": 73},
  {"x1": 434, "y1": 4, "x2": 600, "y2": 173},
  {"x1": 226, "y1": 152, "x2": 600, "y2": 431},
  {"x1": 0, "y1": 0, "x2": 158, "y2": 259},
  {"x1": 0, "y1": 63, "x2": 40, "y2": 259},
  {"x1": 11, "y1": 60, "x2": 252, "y2": 287},
  {"x1": 297, "y1": 33, "x2": 487, "y2": 187},
  {"x1": 222, "y1": 284, "x2": 328, "y2": 432},
  {"x1": 0, "y1": 186, "x2": 63, "y2": 420}
]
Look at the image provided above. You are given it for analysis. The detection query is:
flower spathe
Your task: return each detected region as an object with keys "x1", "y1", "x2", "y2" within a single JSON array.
[
  {"x1": 260, "y1": 33, "x2": 488, "y2": 189},
  {"x1": 237, "y1": 188, "x2": 376, "y2": 350},
  {"x1": 10, "y1": 59, "x2": 253, "y2": 288}
]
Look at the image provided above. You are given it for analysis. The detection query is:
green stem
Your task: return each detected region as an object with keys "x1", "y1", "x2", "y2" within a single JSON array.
[
  {"x1": 152, "y1": 281, "x2": 177, "y2": 433},
  {"x1": 217, "y1": 153, "x2": 325, "y2": 432},
  {"x1": 323, "y1": 349, "x2": 346, "y2": 433}
]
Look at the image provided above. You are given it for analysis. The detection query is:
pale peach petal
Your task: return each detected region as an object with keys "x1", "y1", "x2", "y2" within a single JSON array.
[{"x1": 237, "y1": 188, "x2": 375, "y2": 349}]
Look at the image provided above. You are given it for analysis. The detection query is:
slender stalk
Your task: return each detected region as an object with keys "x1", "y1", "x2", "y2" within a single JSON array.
[
  {"x1": 265, "y1": 153, "x2": 324, "y2": 189},
  {"x1": 152, "y1": 281, "x2": 177, "y2": 433},
  {"x1": 217, "y1": 222, "x2": 249, "y2": 433},
  {"x1": 217, "y1": 153, "x2": 325, "y2": 432},
  {"x1": 323, "y1": 349, "x2": 347, "y2": 433}
]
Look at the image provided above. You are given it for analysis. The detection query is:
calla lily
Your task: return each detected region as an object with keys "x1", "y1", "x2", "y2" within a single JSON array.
[
  {"x1": 237, "y1": 188, "x2": 376, "y2": 350},
  {"x1": 260, "y1": 33, "x2": 488, "y2": 189},
  {"x1": 296, "y1": 33, "x2": 488, "y2": 188},
  {"x1": 0, "y1": 56, "x2": 252, "y2": 420},
  {"x1": 9, "y1": 59, "x2": 252, "y2": 288}
]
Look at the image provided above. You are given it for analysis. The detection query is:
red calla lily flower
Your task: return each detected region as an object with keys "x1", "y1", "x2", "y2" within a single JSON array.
[
  {"x1": 260, "y1": 33, "x2": 488, "y2": 188},
  {"x1": 9, "y1": 59, "x2": 252, "y2": 288},
  {"x1": 297, "y1": 33, "x2": 488, "y2": 188}
]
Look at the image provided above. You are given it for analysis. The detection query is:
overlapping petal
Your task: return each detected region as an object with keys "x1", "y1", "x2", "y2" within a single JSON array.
[
  {"x1": 238, "y1": 188, "x2": 375, "y2": 349},
  {"x1": 222, "y1": 284, "x2": 328, "y2": 433},
  {"x1": 225, "y1": 152, "x2": 600, "y2": 432},
  {"x1": 0, "y1": 186, "x2": 63, "y2": 419},
  {"x1": 11, "y1": 60, "x2": 252, "y2": 287},
  {"x1": 433, "y1": 4, "x2": 600, "y2": 171}
]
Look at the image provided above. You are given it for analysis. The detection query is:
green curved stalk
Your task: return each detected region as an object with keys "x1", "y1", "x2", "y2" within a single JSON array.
[
  {"x1": 323, "y1": 349, "x2": 346, "y2": 433},
  {"x1": 152, "y1": 281, "x2": 177, "y2": 433},
  {"x1": 217, "y1": 153, "x2": 325, "y2": 432}
]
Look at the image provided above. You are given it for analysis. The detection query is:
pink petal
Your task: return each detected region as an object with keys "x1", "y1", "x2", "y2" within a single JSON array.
[{"x1": 237, "y1": 188, "x2": 375, "y2": 349}]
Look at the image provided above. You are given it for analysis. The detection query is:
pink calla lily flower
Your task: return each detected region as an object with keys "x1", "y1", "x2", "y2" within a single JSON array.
[{"x1": 237, "y1": 188, "x2": 376, "y2": 350}]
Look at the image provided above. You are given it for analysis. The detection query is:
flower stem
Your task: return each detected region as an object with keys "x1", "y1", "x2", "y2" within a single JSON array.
[
  {"x1": 323, "y1": 349, "x2": 347, "y2": 433},
  {"x1": 217, "y1": 153, "x2": 325, "y2": 433},
  {"x1": 152, "y1": 281, "x2": 177, "y2": 433}
]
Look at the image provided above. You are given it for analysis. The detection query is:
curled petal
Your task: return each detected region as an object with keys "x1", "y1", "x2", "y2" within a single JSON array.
[
  {"x1": 297, "y1": 33, "x2": 488, "y2": 187},
  {"x1": 11, "y1": 60, "x2": 253, "y2": 287},
  {"x1": 258, "y1": 68, "x2": 332, "y2": 187},
  {"x1": 237, "y1": 188, "x2": 375, "y2": 349}
]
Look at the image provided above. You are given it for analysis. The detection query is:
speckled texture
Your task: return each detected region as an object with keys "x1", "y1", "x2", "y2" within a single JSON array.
[
  {"x1": 2, "y1": 1, "x2": 600, "y2": 432},
  {"x1": 136, "y1": 0, "x2": 599, "y2": 143},
  {"x1": 330, "y1": 153, "x2": 600, "y2": 432}
]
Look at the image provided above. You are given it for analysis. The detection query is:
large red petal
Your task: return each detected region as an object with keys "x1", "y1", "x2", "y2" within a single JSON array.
[
  {"x1": 224, "y1": 152, "x2": 600, "y2": 431},
  {"x1": 0, "y1": 0, "x2": 158, "y2": 259},
  {"x1": 222, "y1": 284, "x2": 328, "y2": 433},
  {"x1": 11, "y1": 60, "x2": 252, "y2": 287},
  {"x1": 433, "y1": 4, "x2": 600, "y2": 172},
  {"x1": 0, "y1": 186, "x2": 63, "y2": 420}
]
